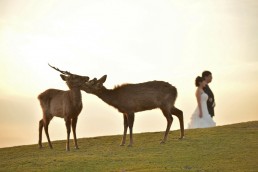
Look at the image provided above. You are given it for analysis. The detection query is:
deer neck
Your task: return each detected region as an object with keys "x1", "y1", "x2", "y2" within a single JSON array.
[
  {"x1": 97, "y1": 87, "x2": 118, "y2": 108},
  {"x1": 70, "y1": 88, "x2": 82, "y2": 106}
]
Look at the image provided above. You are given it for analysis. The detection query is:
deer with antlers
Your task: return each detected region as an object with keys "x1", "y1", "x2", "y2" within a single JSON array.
[
  {"x1": 38, "y1": 64, "x2": 89, "y2": 151},
  {"x1": 82, "y1": 75, "x2": 184, "y2": 146}
]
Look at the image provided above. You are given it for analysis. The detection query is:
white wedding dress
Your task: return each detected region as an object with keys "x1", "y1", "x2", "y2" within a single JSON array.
[{"x1": 188, "y1": 92, "x2": 216, "y2": 129}]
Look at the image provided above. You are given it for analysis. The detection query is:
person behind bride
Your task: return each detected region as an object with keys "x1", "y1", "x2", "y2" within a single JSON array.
[
  {"x1": 188, "y1": 76, "x2": 216, "y2": 129},
  {"x1": 202, "y1": 71, "x2": 215, "y2": 118}
]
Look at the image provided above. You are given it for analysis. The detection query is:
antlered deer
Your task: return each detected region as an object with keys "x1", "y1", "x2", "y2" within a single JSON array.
[
  {"x1": 38, "y1": 64, "x2": 89, "y2": 151},
  {"x1": 82, "y1": 75, "x2": 184, "y2": 146}
]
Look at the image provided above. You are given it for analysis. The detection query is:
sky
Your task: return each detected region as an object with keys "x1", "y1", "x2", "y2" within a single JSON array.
[{"x1": 0, "y1": 0, "x2": 258, "y2": 148}]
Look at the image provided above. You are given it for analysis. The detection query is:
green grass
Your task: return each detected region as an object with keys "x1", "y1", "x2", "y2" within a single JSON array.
[{"x1": 1, "y1": 121, "x2": 258, "y2": 172}]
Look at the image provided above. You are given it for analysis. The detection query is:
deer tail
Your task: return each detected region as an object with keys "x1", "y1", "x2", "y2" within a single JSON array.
[{"x1": 38, "y1": 90, "x2": 53, "y2": 121}]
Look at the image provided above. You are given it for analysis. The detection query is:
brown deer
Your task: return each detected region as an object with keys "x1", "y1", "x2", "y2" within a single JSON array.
[
  {"x1": 82, "y1": 75, "x2": 184, "y2": 146},
  {"x1": 38, "y1": 64, "x2": 89, "y2": 151}
]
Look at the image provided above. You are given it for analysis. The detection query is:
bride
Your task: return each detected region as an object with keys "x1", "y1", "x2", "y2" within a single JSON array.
[{"x1": 188, "y1": 76, "x2": 216, "y2": 129}]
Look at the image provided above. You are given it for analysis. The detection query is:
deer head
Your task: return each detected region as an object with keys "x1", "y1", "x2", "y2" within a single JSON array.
[
  {"x1": 48, "y1": 64, "x2": 90, "y2": 89},
  {"x1": 82, "y1": 75, "x2": 107, "y2": 94}
]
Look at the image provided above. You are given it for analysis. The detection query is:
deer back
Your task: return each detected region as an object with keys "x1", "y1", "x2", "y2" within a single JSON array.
[
  {"x1": 38, "y1": 88, "x2": 83, "y2": 119},
  {"x1": 85, "y1": 80, "x2": 177, "y2": 113}
]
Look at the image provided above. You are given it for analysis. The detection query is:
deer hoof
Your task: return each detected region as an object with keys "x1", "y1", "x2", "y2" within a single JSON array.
[
  {"x1": 160, "y1": 140, "x2": 166, "y2": 144},
  {"x1": 120, "y1": 143, "x2": 125, "y2": 146},
  {"x1": 127, "y1": 144, "x2": 133, "y2": 147}
]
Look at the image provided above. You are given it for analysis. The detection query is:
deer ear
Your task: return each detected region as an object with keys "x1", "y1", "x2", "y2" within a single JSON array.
[
  {"x1": 89, "y1": 78, "x2": 96, "y2": 85},
  {"x1": 60, "y1": 74, "x2": 68, "y2": 81},
  {"x1": 98, "y1": 75, "x2": 107, "y2": 84}
]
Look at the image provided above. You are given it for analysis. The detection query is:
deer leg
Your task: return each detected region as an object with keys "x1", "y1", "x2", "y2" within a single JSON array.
[
  {"x1": 65, "y1": 119, "x2": 71, "y2": 151},
  {"x1": 38, "y1": 119, "x2": 44, "y2": 148},
  {"x1": 171, "y1": 107, "x2": 184, "y2": 139},
  {"x1": 161, "y1": 109, "x2": 173, "y2": 144},
  {"x1": 43, "y1": 118, "x2": 53, "y2": 149},
  {"x1": 127, "y1": 113, "x2": 135, "y2": 147},
  {"x1": 120, "y1": 113, "x2": 128, "y2": 146},
  {"x1": 72, "y1": 117, "x2": 79, "y2": 149}
]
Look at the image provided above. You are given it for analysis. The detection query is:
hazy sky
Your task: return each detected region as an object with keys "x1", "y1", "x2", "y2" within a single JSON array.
[{"x1": 0, "y1": 0, "x2": 258, "y2": 148}]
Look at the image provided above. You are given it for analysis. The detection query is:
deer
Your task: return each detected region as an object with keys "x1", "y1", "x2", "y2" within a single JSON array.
[
  {"x1": 38, "y1": 64, "x2": 89, "y2": 151},
  {"x1": 82, "y1": 75, "x2": 184, "y2": 146}
]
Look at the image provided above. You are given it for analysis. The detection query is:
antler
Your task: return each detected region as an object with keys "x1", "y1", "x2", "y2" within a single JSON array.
[{"x1": 48, "y1": 63, "x2": 72, "y2": 75}]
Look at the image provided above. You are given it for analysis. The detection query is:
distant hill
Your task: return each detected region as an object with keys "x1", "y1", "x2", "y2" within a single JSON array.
[{"x1": 0, "y1": 121, "x2": 257, "y2": 172}]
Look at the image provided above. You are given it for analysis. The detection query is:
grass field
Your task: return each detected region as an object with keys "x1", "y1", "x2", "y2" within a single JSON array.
[{"x1": 0, "y1": 121, "x2": 257, "y2": 172}]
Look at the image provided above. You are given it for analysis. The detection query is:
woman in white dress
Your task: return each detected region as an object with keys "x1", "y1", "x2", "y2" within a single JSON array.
[{"x1": 188, "y1": 76, "x2": 216, "y2": 129}]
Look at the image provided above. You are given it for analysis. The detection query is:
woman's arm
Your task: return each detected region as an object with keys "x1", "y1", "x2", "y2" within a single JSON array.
[{"x1": 196, "y1": 88, "x2": 203, "y2": 118}]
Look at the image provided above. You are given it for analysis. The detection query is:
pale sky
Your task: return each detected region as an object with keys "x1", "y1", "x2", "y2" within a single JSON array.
[{"x1": 0, "y1": 0, "x2": 258, "y2": 148}]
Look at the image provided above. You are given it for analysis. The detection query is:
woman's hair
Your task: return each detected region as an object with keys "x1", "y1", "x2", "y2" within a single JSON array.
[{"x1": 195, "y1": 76, "x2": 204, "y2": 87}]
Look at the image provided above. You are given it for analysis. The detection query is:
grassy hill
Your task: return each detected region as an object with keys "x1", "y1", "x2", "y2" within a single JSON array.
[{"x1": 0, "y1": 121, "x2": 257, "y2": 172}]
